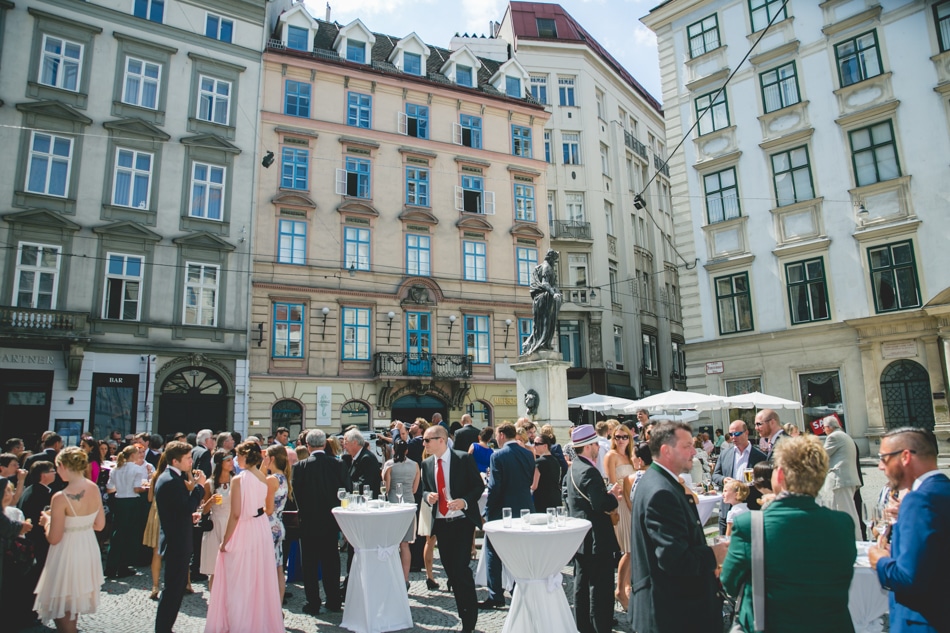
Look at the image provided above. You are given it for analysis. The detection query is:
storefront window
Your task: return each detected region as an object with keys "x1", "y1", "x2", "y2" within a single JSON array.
[
  {"x1": 799, "y1": 370, "x2": 844, "y2": 433},
  {"x1": 91, "y1": 373, "x2": 138, "y2": 440},
  {"x1": 272, "y1": 399, "x2": 303, "y2": 438},
  {"x1": 341, "y1": 400, "x2": 370, "y2": 432}
]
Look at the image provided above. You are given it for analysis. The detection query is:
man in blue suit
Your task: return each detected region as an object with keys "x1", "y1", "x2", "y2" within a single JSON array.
[
  {"x1": 481, "y1": 422, "x2": 535, "y2": 609},
  {"x1": 869, "y1": 427, "x2": 950, "y2": 633}
]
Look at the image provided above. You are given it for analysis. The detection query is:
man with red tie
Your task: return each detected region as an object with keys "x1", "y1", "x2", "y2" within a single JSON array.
[{"x1": 421, "y1": 425, "x2": 485, "y2": 633}]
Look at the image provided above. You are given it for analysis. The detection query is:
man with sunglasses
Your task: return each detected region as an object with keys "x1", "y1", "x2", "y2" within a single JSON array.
[{"x1": 711, "y1": 420, "x2": 767, "y2": 535}]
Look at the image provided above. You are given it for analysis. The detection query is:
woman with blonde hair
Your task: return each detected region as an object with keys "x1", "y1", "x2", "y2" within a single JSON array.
[
  {"x1": 34, "y1": 447, "x2": 105, "y2": 633},
  {"x1": 265, "y1": 443, "x2": 291, "y2": 606},
  {"x1": 604, "y1": 420, "x2": 634, "y2": 609},
  {"x1": 104, "y1": 445, "x2": 148, "y2": 577}
]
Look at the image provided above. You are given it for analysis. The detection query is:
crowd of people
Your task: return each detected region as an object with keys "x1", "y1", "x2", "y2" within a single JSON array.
[{"x1": 0, "y1": 408, "x2": 946, "y2": 633}]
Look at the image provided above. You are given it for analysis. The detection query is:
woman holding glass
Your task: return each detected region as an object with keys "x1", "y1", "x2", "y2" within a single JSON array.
[
  {"x1": 265, "y1": 443, "x2": 291, "y2": 606},
  {"x1": 104, "y1": 445, "x2": 148, "y2": 577},
  {"x1": 604, "y1": 422, "x2": 634, "y2": 610},
  {"x1": 383, "y1": 439, "x2": 419, "y2": 585},
  {"x1": 199, "y1": 450, "x2": 233, "y2": 590}
]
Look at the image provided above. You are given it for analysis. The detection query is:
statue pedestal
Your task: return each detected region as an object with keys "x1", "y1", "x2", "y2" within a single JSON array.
[{"x1": 511, "y1": 351, "x2": 572, "y2": 435}]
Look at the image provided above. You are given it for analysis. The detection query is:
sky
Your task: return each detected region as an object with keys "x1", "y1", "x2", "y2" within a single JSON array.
[{"x1": 304, "y1": 0, "x2": 663, "y2": 103}]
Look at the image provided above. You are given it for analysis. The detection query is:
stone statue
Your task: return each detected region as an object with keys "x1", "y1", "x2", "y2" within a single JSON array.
[
  {"x1": 524, "y1": 389, "x2": 540, "y2": 416},
  {"x1": 521, "y1": 249, "x2": 562, "y2": 356}
]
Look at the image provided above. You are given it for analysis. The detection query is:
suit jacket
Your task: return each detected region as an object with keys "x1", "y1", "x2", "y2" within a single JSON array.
[
  {"x1": 421, "y1": 449, "x2": 484, "y2": 527},
  {"x1": 407, "y1": 437, "x2": 424, "y2": 465},
  {"x1": 876, "y1": 472, "x2": 950, "y2": 633},
  {"x1": 344, "y1": 447, "x2": 381, "y2": 498},
  {"x1": 766, "y1": 430, "x2": 788, "y2": 464},
  {"x1": 712, "y1": 443, "x2": 767, "y2": 531},
  {"x1": 17, "y1": 482, "x2": 52, "y2": 554},
  {"x1": 24, "y1": 449, "x2": 57, "y2": 484},
  {"x1": 565, "y1": 456, "x2": 618, "y2": 557},
  {"x1": 292, "y1": 451, "x2": 347, "y2": 538},
  {"x1": 145, "y1": 450, "x2": 161, "y2": 469},
  {"x1": 630, "y1": 463, "x2": 719, "y2": 633},
  {"x1": 191, "y1": 445, "x2": 213, "y2": 478},
  {"x1": 154, "y1": 469, "x2": 204, "y2": 557},
  {"x1": 484, "y1": 442, "x2": 535, "y2": 520},
  {"x1": 723, "y1": 494, "x2": 856, "y2": 633},
  {"x1": 823, "y1": 430, "x2": 861, "y2": 490},
  {"x1": 453, "y1": 424, "x2": 480, "y2": 454}
]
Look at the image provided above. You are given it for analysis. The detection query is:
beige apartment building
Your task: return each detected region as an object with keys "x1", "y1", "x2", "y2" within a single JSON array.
[{"x1": 247, "y1": 5, "x2": 550, "y2": 436}]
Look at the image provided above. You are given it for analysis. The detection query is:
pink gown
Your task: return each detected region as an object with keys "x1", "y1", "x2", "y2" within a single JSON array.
[{"x1": 204, "y1": 471, "x2": 283, "y2": 632}]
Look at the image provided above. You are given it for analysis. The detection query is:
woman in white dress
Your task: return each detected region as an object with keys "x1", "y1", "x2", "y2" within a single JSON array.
[
  {"x1": 34, "y1": 446, "x2": 105, "y2": 633},
  {"x1": 200, "y1": 450, "x2": 234, "y2": 590},
  {"x1": 604, "y1": 421, "x2": 634, "y2": 610}
]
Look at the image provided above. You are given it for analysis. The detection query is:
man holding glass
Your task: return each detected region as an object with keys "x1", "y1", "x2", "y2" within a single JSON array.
[{"x1": 711, "y1": 420, "x2": 767, "y2": 535}]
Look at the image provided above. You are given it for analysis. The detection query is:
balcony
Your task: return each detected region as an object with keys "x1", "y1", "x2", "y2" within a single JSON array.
[
  {"x1": 0, "y1": 307, "x2": 90, "y2": 339},
  {"x1": 565, "y1": 288, "x2": 593, "y2": 306},
  {"x1": 550, "y1": 220, "x2": 592, "y2": 240},
  {"x1": 654, "y1": 154, "x2": 670, "y2": 178},
  {"x1": 624, "y1": 131, "x2": 648, "y2": 159},
  {"x1": 374, "y1": 352, "x2": 473, "y2": 379}
]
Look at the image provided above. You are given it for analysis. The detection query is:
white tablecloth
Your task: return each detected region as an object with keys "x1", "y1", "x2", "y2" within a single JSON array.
[
  {"x1": 696, "y1": 493, "x2": 722, "y2": 525},
  {"x1": 482, "y1": 517, "x2": 592, "y2": 633},
  {"x1": 851, "y1": 545, "x2": 888, "y2": 633},
  {"x1": 332, "y1": 505, "x2": 417, "y2": 633}
]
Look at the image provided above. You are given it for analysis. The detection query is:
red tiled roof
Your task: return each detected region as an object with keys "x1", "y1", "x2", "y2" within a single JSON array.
[{"x1": 506, "y1": 1, "x2": 662, "y2": 114}]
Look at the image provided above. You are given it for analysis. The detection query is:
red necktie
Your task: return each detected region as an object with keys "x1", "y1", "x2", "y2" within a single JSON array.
[{"x1": 437, "y1": 457, "x2": 448, "y2": 516}]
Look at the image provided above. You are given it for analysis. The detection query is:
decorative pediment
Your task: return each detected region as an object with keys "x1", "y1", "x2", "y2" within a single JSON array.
[
  {"x1": 489, "y1": 58, "x2": 529, "y2": 95},
  {"x1": 172, "y1": 231, "x2": 236, "y2": 252},
  {"x1": 510, "y1": 222, "x2": 544, "y2": 239},
  {"x1": 16, "y1": 100, "x2": 92, "y2": 125},
  {"x1": 272, "y1": 191, "x2": 316, "y2": 209},
  {"x1": 388, "y1": 32, "x2": 430, "y2": 74},
  {"x1": 103, "y1": 118, "x2": 171, "y2": 141},
  {"x1": 337, "y1": 200, "x2": 378, "y2": 217},
  {"x1": 1, "y1": 208, "x2": 81, "y2": 230},
  {"x1": 278, "y1": 3, "x2": 317, "y2": 51},
  {"x1": 456, "y1": 215, "x2": 494, "y2": 232},
  {"x1": 396, "y1": 276, "x2": 445, "y2": 304},
  {"x1": 439, "y1": 46, "x2": 482, "y2": 86},
  {"x1": 92, "y1": 221, "x2": 162, "y2": 242},
  {"x1": 333, "y1": 19, "x2": 376, "y2": 61},
  {"x1": 399, "y1": 207, "x2": 438, "y2": 225},
  {"x1": 180, "y1": 134, "x2": 242, "y2": 154}
]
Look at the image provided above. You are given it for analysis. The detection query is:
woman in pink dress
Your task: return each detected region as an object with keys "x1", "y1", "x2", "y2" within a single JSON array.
[{"x1": 205, "y1": 442, "x2": 283, "y2": 633}]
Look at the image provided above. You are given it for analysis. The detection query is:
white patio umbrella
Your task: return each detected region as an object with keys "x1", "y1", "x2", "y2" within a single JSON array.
[
  {"x1": 721, "y1": 391, "x2": 802, "y2": 410},
  {"x1": 567, "y1": 392, "x2": 637, "y2": 413},
  {"x1": 623, "y1": 390, "x2": 726, "y2": 413}
]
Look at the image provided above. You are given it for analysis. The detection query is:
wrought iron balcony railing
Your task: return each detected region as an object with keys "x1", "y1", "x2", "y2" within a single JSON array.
[
  {"x1": 624, "y1": 131, "x2": 648, "y2": 159},
  {"x1": 654, "y1": 154, "x2": 670, "y2": 177},
  {"x1": 550, "y1": 220, "x2": 592, "y2": 240},
  {"x1": 374, "y1": 352, "x2": 473, "y2": 379}
]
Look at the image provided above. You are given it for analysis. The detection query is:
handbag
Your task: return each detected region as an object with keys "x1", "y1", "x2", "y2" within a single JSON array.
[
  {"x1": 728, "y1": 510, "x2": 765, "y2": 633},
  {"x1": 281, "y1": 510, "x2": 299, "y2": 530},
  {"x1": 197, "y1": 513, "x2": 214, "y2": 532},
  {"x1": 417, "y1": 499, "x2": 433, "y2": 537}
]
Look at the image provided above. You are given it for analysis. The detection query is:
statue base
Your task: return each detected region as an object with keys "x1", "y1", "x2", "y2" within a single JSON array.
[{"x1": 511, "y1": 351, "x2": 572, "y2": 436}]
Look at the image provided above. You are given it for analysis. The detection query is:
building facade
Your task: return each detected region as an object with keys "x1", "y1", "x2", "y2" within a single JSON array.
[
  {"x1": 643, "y1": 0, "x2": 950, "y2": 449},
  {"x1": 248, "y1": 5, "x2": 550, "y2": 436},
  {"x1": 497, "y1": 2, "x2": 683, "y2": 415},
  {"x1": 0, "y1": 0, "x2": 280, "y2": 447}
]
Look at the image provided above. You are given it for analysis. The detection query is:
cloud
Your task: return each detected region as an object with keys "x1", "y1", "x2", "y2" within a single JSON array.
[{"x1": 460, "y1": 0, "x2": 505, "y2": 35}]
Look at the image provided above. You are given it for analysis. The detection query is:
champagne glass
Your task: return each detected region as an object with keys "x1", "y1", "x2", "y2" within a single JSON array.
[
  {"x1": 395, "y1": 482, "x2": 404, "y2": 505},
  {"x1": 362, "y1": 484, "x2": 372, "y2": 504},
  {"x1": 337, "y1": 487, "x2": 348, "y2": 509},
  {"x1": 380, "y1": 482, "x2": 388, "y2": 503}
]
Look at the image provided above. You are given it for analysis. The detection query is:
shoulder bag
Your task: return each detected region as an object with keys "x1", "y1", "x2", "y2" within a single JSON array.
[
  {"x1": 417, "y1": 498, "x2": 433, "y2": 537},
  {"x1": 570, "y1": 466, "x2": 619, "y2": 525},
  {"x1": 728, "y1": 510, "x2": 765, "y2": 633}
]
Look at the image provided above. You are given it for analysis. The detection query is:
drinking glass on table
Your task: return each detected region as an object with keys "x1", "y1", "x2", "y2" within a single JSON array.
[
  {"x1": 520, "y1": 509, "x2": 530, "y2": 530},
  {"x1": 502, "y1": 507, "x2": 512, "y2": 528},
  {"x1": 742, "y1": 468, "x2": 754, "y2": 484},
  {"x1": 338, "y1": 488, "x2": 348, "y2": 508},
  {"x1": 546, "y1": 508, "x2": 557, "y2": 529},
  {"x1": 362, "y1": 485, "x2": 372, "y2": 503},
  {"x1": 557, "y1": 505, "x2": 568, "y2": 527},
  {"x1": 380, "y1": 482, "x2": 387, "y2": 503},
  {"x1": 395, "y1": 482, "x2": 404, "y2": 504}
]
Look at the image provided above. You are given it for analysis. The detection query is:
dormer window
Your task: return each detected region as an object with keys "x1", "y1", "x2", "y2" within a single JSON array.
[
  {"x1": 404, "y1": 52, "x2": 422, "y2": 75},
  {"x1": 347, "y1": 41, "x2": 365, "y2": 63},
  {"x1": 506, "y1": 76, "x2": 521, "y2": 98},
  {"x1": 457, "y1": 65, "x2": 473, "y2": 87},
  {"x1": 537, "y1": 18, "x2": 557, "y2": 38},
  {"x1": 287, "y1": 25, "x2": 309, "y2": 51}
]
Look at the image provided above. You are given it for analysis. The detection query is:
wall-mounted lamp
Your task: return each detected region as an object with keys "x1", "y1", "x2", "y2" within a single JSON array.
[
  {"x1": 321, "y1": 307, "x2": 330, "y2": 340},
  {"x1": 633, "y1": 194, "x2": 646, "y2": 210},
  {"x1": 589, "y1": 288, "x2": 597, "y2": 301},
  {"x1": 504, "y1": 318, "x2": 512, "y2": 348},
  {"x1": 348, "y1": 263, "x2": 357, "y2": 277},
  {"x1": 257, "y1": 322, "x2": 264, "y2": 347},
  {"x1": 447, "y1": 314, "x2": 457, "y2": 345},
  {"x1": 855, "y1": 201, "x2": 869, "y2": 219},
  {"x1": 387, "y1": 311, "x2": 396, "y2": 343},
  {"x1": 261, "y1": 151, "x2": 275, "y2": 169},
  {"x1": 67, "y1": 397, "x2": 74, "y2": 405}
]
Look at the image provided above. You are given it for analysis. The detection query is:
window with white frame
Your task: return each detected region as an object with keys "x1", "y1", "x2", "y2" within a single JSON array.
[
  {"x1": 277, "y1": 219, "x2": 306, "y2": 265},
  {"x1": 642, "y1": 332, "x2": 659, "y2": 375},
  {"x1": 286, "y1": 25, "x2": 309, "y2": 51},
  {"x1": 102, "y1": 253, "x2": 143, "y2": 320},
  {"x1": 566, "y1": 192, "x2": 585, "y2": 222},
  {"x1": 512, "y1": 125, "x2": 532, "y2": 158},
  {"x1": 562, "y1": 132, "x2": 581, "y2": 165},
  {"x1": 197, "y1": 76, "x2": 231, "y2": 125},
  {"x1": 336, "y1": 157, "x2": 371, "y2": 198},
  {"x1": 342, "y1": 307, "x2": 371, "y2": 360},
  {"x1": 39, "y1": 35, "x2": 82, "y2": 91},
  {"x1": 406, "y1": 166, "x2": 429, "y2": 206},
  {"x1": 190, "y1": 163, "x2": 225, "y2": 220},
  {"x1": 595, "y1": 89, "x2": 606, "y2": 120},
  {"x1": 26, "y1": 132, "x2": 72, "y2": 197},
  {"x1": 273, "y1": 303, "x2": 304, "y2": 358},
  {"x1": 346, "y1": 40, "x2": 366, "y2": 63},
  {"x1": 600, "y1": 144, "x2": 609, "y2": 175},
  {"x1": 133, "y1": 0, "x2": 164, "y2": 23},
  {"x1": 605, "y1": 201, "x2": 615, "y2": 235},
  {"x1": 456, "y1": 175, "x2": 494, "y2": 214},
  {"x1": 183, "y1": 263, "x2": 219, "y2": 326},
  {"x1": 567, "y1": 253, "x2": 588, "y2": 287},
  {"x1": 516, "y1": 246, "x2": 538, "y2": 286},
  {"x1": 464, "y1": 315, "x2": 490, "y2": 364},
  {"x1": 281, "y1": 147, "x2": 309, "y2": 190},
  {"x1": 463, "y1": 240, "x2": 487, "y2": 281},
  {"x1": 13, "y1": 242, "x2": 61, "y2": 310},
  {"x1": 205, "y1": 14, "x2": 233, "y2": 43},
  {"x1": 514, "y1": 183, "x2": 535, "y2": 221},
  {"x1": 704, "y1": 167, "x2": 740, "y2": 224},
  {"x1": 122, "y1": 57, "x2": 160, "y2": 109},
  {"x1": 530, "y1": 75, "x2": 547, "y2": 104},
  {"x1": 547, "y1": 192, "x2": 556, "y2": 225},
  {"x1": 344, "y1": 226, "x2": 370, "y2": 271},
  {"x1": 613, "y1": 325, "x2": 624, "y2": 371},
  {"x1": 112, "y1": 148, "x2": 152, "y2": 209},
  {"x1": 347, "y1": 92, "x2": 372, "y2": 128},
  {"x1": 558, "y1": 76, "x2": 575, "y2": 106},
  {"x1": 406, "y1": 234, "x2": 430, "y2": 276},
  {"x1": 544, "y1": 130, "x2": 551, "y2": 163},
  {"x1": 609, "y1": 267, "x2": 619, "y2": 305}
]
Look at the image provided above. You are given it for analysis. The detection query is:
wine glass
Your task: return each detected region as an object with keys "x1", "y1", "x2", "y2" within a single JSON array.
[
  {"x1": 362, "y1": 485, "x2": 372, "y2": 504},
  {"x1": 337, "y1": 487, "x2": 348, "y2": 509},
  {"x1": 395, "y1": 482, "x2": 404, "y2": 504},
  {"x1": 380, "y1": 482, "x2": 388, "y2": 503}
]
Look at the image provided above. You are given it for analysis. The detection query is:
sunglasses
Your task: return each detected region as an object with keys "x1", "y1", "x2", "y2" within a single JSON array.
[
  {"x1": 422, "y1": 437, "x2": 441, "y2": 444},
  {"x1": 614, "y1": 435, "x2": 630, "y2": 440},
  {"x1": 729, "y1": 431, "x2": 744, "y2": 437},
  {"x1": 878, "y1": 449, "x2": 915, "y2": 462}
]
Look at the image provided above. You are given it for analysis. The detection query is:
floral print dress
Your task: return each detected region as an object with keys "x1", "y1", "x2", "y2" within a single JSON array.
[{"x1": 269, "y1": 473, "x2": 288, "y2": 566}]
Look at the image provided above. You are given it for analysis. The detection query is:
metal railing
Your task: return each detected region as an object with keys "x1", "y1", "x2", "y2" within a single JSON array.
[
  {"x1": 624, "y1": 131, "x2": 648, "y2": 159},
  {"x1": 550, "y1": 220, "x2": 591, "y2": 240},
  {"x1": 654, "y1": 154, "x2": 670, "y2": 177},
  {"x1": 374, "y1": 352, "x2": 473, "y2": 379},
  {"x1": 0, "y1": 307, "x2": 89, "y2": 336}
]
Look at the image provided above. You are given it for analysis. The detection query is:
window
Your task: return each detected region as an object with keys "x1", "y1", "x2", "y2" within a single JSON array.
[
  {"x1": 514, "y1": 183, "x2": 535, "y2": 221},
  {"x1": 687, "y1": 15, "x2": 720, "y2": 58},
  {"x1": 39, "y1": 35, "x2": 82, "y2": 91},
  {"x1": 498, "y1": 75, "x2": 519, "y2": 100},
  {"x1": 406, "y1": 167, "x2": 429, "y2": 206},
  {"x1": 286, "y1": 25, "x2": 308, "y2": 51},
  {"x1": 284, "y1": 80, "x2": 311, "y2": 117},
  {"x1": 190, "y1": 163, "x2": 225, "y2": 220},
  {"x1": 562, "y1": 132, "x2": 581, "y2": 164},
  {"x1": 530, "y1": 75, "x2": 548, "y2": 104},
  {"x1": 600, "y1": 144, "x2": 609, "y2": 175},
  {"x1": 464, "y1": 315, "x2": 490, "y2": 364},
  {"x1": 849, "y1": 122, "x2": 900, "y2": 186},
  {"x1": 770, "y1": 146, "x2": 814, "y2": 206},
  {"x1": 595, "y1": 89, "x2": 606, "y2": 120},
  {"x1": 346, "y1": 40, "x2": 365, "y2": 63},
  {"x1": 567, "y1": 253, "x2": 588, "y2": 287},
  {"x1": 281, "y1": 148, "x2": 308, "y2": 190},
  {"x1": 868, "y1": 241, "x2": 921, "y2": 312},
  {"x1": 344, "y1": 226, "x2": 370, "y2": 271},
  {"x1": 13, "y1": 243, "x2": 61, "y2": 309},
  {"x1": 536, "y1": 18, "x2": 557, "y2": 38},
  {"x1": 715, "y1": 272, "x2": 753, "y2": 334},
  {"x1": 613, "y1": 326, "x2": 624, "y2": 370},
  {"x1": 696, "y1": 90, "x2": 729, "y2": 135},
  {"x1": 347, "y1": 92, "x2": 372, "y2": 128},
  {"x1": 273, "y1": 303, "x2": 304, "y2": 358},
  {"x1": 642, "y1": 333, "x2": 658, "y2": 375},
  {"x1": 547, "y1": 192, "x2": 555, "y2": 224},
  {"x1": 342, "y1": 307, "x2": 371, "y2": 360},
  {"x1": 26, "y1": 132, "x2": 72, "y2": 197},
  {"x1": 749, "y1": 0, "x2": 786, "y2": 32},
  {"x1": 406, "y1": 234, "x2": 430, "y2": 276},
  {"x1": 133, "y1": 0, "x2": 163, "y2": 23},
  {"x1": 401, "y1": 104, "x2": 429, "y2": 138},
  {"x1": 206, "y1": 14, "x2": 233, "y2": 43},
  {"x1": 558, "y1": 76, "x2": 576, "y2": 106},
  {"x1": 786, "y1": 258, "x2": 829, "y2": 324},
  {"x1": 671, "y1": 341, "x2": 686, "y2": 379},
  {"x1": 609, "y1": 267, "x2": 619, "y2": 304},
  {"x1": 760, "y1": 62, "x2": 800, "y2": 113},
  {"x1": 403, "y1": 52, "x2": 422, "y2": 75},
  {"x1": 458, "y1": 114, "x2": 482, "y2": 149},
  {"x1": 456, "y1": 65, "x2": 473, "y2": 87},
  {"x1": 559, "y1": 321, "x2": 582, "y2": 367},
  {"x1": 566, "y1": 193, "x2": 585, "y2": 222},
  {"x1": 516, "y1": 246, "x2": 538, "y2": 286},
  {"x1": 457, "y1": 175, "x2": 494, "y2": 214},
  {"x1": 518, "y1": 318, "x2": 533, "y2": 352},
  {"x1": 704, "y1": 168, "x2": 740, "y2": 224},
  {"x1": 937, "y1": 2, "x2": 950, "y2": 53},
  {"x1": 544, "y1": 131, "x2": 551, "y2": 163},
  {"x1": 277, "y1": 219, "x2": 306, "y2": 265},
  {"x1": 512, "y1": 125, "x2": 532, "y2": 157},
  {"x1": 183, "y1": 263, "x2": 219, "y2": 326},
  {"x1": 338, "y1": 157, "x2": 371, "y2": 198},
  {"x1": 463, "y1": 240, "x2": 487, "y2": 281},
  {"x1": 122, "y1": 57, "x2": 160, "y2": 109},
  {"x1": 836, "y1": 31, "x2": 882, "y2": 87},
  {"x1": 197, "y1": 76, "x2": 231, "y2": 125},
  {"x1": 102, "y1": 253, "x2": 142, "y2": 320},
  {"x1": 605, "y1": 201, "x2": 615, "y2": 235},
  {"x1": 112, "y1": 149, "x2": 152, "y2": 209}
]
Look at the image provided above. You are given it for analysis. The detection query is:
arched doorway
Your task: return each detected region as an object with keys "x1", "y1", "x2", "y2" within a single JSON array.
[
  {"x1": 157, "y1": 366, "x2": 228, "y2": 437},
  {"x1": 467, "y1": 399, "x2": 492, "y2": 428},
  {"x1": 880, "y1": 360, "x2": 934, "y2": 430},
  {"x1": 391, "y1": 394, "x2": 446, "y2": 428},
  {"x1": 272, "y1": 399, "x2": 303, "y2": 438},
  {"x1": 341, "y1": 400, "x2": 371, "y2": 432}
]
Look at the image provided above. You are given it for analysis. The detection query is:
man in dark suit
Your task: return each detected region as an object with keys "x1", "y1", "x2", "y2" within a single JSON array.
[
  {"x1": 154, "y1": 441, "x2": 205, "y2": 633},
  {"x1": 630, "y1": 421, "x2": 727, "y2": 633},
  {"x1": 189, "y1": 429, "x2": 215, "y2": 580},
  {"x1": 870, "y1": 427, "x2": 950, "y2": 633},
  {"x1": 24, "y1": 433, "x2": 62, "y2": 485},
  {"x1": 711, "y1": 420, "x2": 767, "y2": 534},
  {"x1": 754, "y1": 408, "x2": 787, "y2": 464},
  {"x1": 453, "y1": 414, "x2": 480, "y2": 454},
  {"x1": 406, "y1": 420, "x2": 425, "y2": 465},
  {"x1": 145, "y1": 435, "x2": 163, "y2": 469},
  {"x1": 422, "y1": 424, "x2": 485, "y2": 633},
  {"x1": 18, "y1": 461, "x2": 55, "y2": 569},
  {"x1": 341, "y1": 428, "x2": 380, "y2": 579},
  {"x1": 481, "y1": 422, "x2": 534, "y2": 609},
  {"x1": 293, "y1": 429, "x2": 347, "y2": 615},
  {"x1": 564, "y1": 424, "x2": 620, "y2": 633}
]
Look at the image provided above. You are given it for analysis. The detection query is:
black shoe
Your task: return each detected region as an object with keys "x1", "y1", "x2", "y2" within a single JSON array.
[
  {"x1": 478, "y1": 599, "x2": 504, "y2": 610},
  {"x1": 324, "y1": 604, "x2": 343, "y2": 613},
  {"x1": 115, "y1": 567, "x2": 137, "y2": 578},
  {"x1": 301, "y1": 603, "x2": 321, "y2": 615},
  {"x1": 284, "y1": 591, "x2": 293, "y2": 599},
  {"x1": 191, "y1": 572, "x2": 209, "y2": 581},
  {"x1": 425, "y1": 578, "x2": 439, "y2": 590}
]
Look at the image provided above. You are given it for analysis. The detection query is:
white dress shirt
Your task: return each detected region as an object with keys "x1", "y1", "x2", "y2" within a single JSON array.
[
  {"x1": 434, "y1": 452, "x2": 463, "y2": 519},
  {"x1": 732, "y1": 443, "x2": 753, "y2": 480}
]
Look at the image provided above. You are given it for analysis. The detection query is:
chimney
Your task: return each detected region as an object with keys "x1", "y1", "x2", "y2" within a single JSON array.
[{"x1": 326, "y1": 2, "x2": 331, "y2": 22}]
